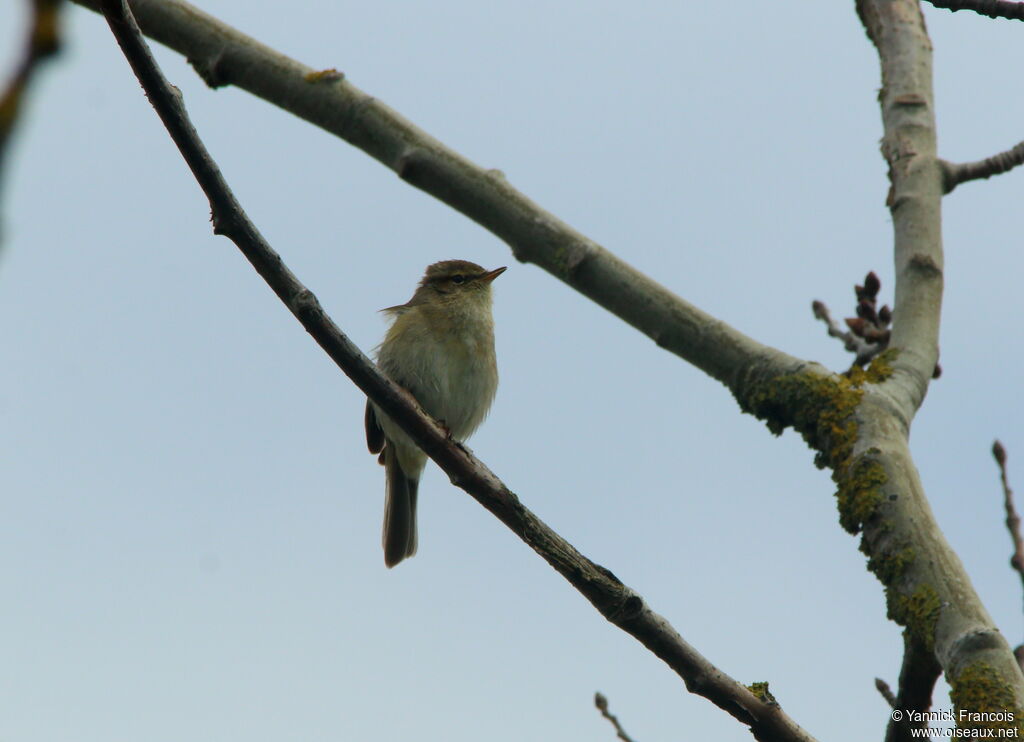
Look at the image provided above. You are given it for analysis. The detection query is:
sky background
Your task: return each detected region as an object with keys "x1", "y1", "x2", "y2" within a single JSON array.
[{"x1": 2, "y1": 2, "x2": 1023, "y2": 740}]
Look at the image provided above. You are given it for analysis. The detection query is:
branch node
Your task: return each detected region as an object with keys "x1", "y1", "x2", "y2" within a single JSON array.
[
  {"x1": 907, "y1": 253, "x2": 942, "y2": 278},
  {"x1": 188, "y1": 47, "x2": 231, "y2": 89},
  {"x1": 396, "y1": 147, "x2": 422, "y2": 183}
]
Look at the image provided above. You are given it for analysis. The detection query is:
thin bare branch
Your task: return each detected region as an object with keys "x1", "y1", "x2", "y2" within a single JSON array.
[
  {"x1": 70, "y1": 0, "x2": 799, "y2": 398},
  {"x1": 594, "y1": 693, "x2": 637, "y2": 742},
  {"x1": 994, "y1": 440, "x2": 1024, "y2": 672},
  {"x1": 994, "y1": 441, "x2": 1024, "y2": 605},
  {"x1": 941, "y1": 140, "x2": 1024, "y2": 194},
  {"x1": 924, "y1": 0, "x2": 1024, "y2": 21},
  {"x1": 0, "y1": 0, "x2": 64, "y2": 204},
  {"x1": 97, "y1": 2, "x2": 817, "y2": 740}
]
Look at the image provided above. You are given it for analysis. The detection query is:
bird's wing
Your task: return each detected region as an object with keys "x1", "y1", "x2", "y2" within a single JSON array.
[{"x1": 364, "y1": 400, "x2": 385, "y2": 456}]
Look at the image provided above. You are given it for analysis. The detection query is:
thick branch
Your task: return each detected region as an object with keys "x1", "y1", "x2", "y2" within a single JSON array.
[
  {"x1": 924, "y1": 0, "x2": 1024, "y2": 20},
  {"x1": 97, "y1": 2, "x2": 816, "y2": 740},
  {"x1": 941, "y1": 140, "x2": 1024, "y2": 194},
  {"x1": 854, "y1": 390, "x2": 1024, "y2": 725},
  {"x1": 854, "y1": 0, "x2": 1024, "y2": 725},
  {"x1": 857, "y1": 0, "x2": 944, "y2": 419},
  {"x1": 883, "y1": 633, "x2": 942, "y2": 742},
  {"x1": 70, "y1": 0, "x2": 799, "y2": 396}
]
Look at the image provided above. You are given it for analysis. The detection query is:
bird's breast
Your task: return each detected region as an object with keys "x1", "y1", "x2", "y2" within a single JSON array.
[{"x1": 378, "y1": 310, "x2": 498, "y2": 441}]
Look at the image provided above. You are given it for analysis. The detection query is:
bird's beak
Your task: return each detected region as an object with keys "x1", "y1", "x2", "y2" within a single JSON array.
[{"x1": 479, "y1": 266, "x2": 507, "y2": 284}]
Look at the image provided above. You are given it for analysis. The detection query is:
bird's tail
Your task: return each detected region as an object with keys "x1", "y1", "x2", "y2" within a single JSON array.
[{"x1": 382, "y1": 446, "x2": 419, "y2": 568}]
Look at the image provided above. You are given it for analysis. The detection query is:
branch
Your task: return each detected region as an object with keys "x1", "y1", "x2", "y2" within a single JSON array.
[
  {"x1": 85, "y1": 0, "x2": 1024, "y2": 724},
  {"x1": 924, "y1": 0, "x2": 1024, "y2": 20},
  {"x1": 855, "y1": 0, "x2": 1024, "y2": 725},
  {"x1": 70, "y1": 0, "x2": 800, "y2": 397},
  {"x1": 883, "y1": 633, "x2": 942, "y2": 742},
  {"x1": 993, "y1": 441, "x2": 1024, "y2": 608},
  {"x1": 0, "y1": 0, "x2": 64, "y2": 204},
  {"x1": 97, "y1": 2, "x2": 817, "y2": 740},
  {"x1": 994, "y1": 439, "x2": 1024, "y2": 673},
  {"x1": 857, "y1": 0, "x2": 944, "y2": 418},
  {"x1": 941, "y1": 140, "x2": 1024, "y2": 194},
  {"x1": 594, "y1": 693, "x2": 637, "y2": 742}
]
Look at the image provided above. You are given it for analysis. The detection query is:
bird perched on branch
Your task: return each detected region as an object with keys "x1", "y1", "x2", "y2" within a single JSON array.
[{"x1": 365, "y1": 259, "x2": 505, "y2": 567}]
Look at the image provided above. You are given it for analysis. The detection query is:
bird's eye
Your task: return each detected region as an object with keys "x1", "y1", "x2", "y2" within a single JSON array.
[{"x1": 450, "y1": 274, "x2": 466, "y2": 284}]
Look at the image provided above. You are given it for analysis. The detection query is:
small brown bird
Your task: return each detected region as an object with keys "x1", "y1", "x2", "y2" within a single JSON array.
[{"x1": 365, "y1": 260, "x2": 505, "y2": 567}]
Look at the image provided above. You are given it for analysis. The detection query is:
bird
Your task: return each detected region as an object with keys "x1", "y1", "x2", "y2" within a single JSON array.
[{"x1": 365, "y1": 259, "x2": 505, "y2": 567}]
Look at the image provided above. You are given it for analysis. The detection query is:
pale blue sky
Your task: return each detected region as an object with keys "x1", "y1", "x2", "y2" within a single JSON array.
[{"x1": 2, "y1": 2, "x2": 1023, "y2": 740}]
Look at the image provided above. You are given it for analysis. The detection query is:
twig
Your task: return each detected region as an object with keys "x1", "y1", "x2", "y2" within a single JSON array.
[
  {"x1": 97, "y1": 2, "x2": 817, "y2": 740},
  {"x1": 812, "y1": 271, "x2": 891, "y2": 368},
  {"x1": 993, "y1": 441, "x2": 1024, "y2": 602},
  {"x1": 0, "y1": 0, "x2": 63, "y2": 200},
  {"x1": 812, "y1": 299, "x2": 882, "y2": 367},
  {"x1": 813, "y1": 272, "x2": 942, "y2": 378},
  {"x1": 594, "y1": 693, "x2": 637, "y2": 742},
  {"x1": 924, "y1": 0, "x2": 1024, "y2": 21},
  {"x1": 875, "y1": 678, "x2": 897, "y2": 708},
  {"x1": 941, "y1": 140, "x2": 1024, "y2": 194}
]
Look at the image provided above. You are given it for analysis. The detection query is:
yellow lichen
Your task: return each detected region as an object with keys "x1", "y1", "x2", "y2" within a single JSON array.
[
  {"x1": 888, "y1": 585, "x2": 940, "y2": 651},
  {"x1": 304, "y1": 68, "x2": 344, "y2": 83},
  {"x1": 866, "y1": 543, "x2": 915, "y2": 584},
  {"x1": 738, "y1": 361, "x2": 890, "y2": 534},
  {"x1": 737, "y1": 352, "x2": 980, "y2": 653},
  {"x1": 949, "y1": 662, "x2": 1023, "y2": 733},
  {"x1": 747, "y1": 681, "x2": 777, "y2": 706},
  {"x1": 864, "y1": 348, "x2": 898, "y2": 383},
  {"x1": 836, "y1": 449, "x2": 886, "y2": 534}
]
